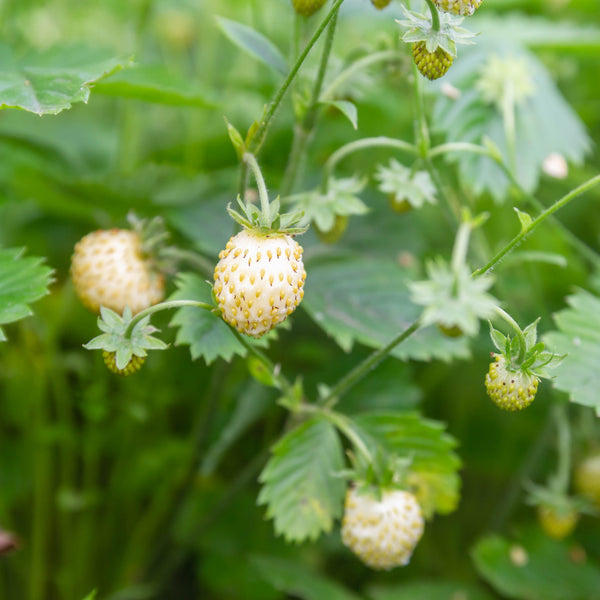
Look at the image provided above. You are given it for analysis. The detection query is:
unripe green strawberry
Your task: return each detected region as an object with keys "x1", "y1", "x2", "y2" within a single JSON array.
[
  {"x1": 341, "y1": 487, "x2": 424, "y2": 570},
  {"x1": 103, "y1": 350, "x2": 146, "y2": 376},
  {"x1": 485, "y1": 354, "x2": 539, "y2": 411},
  {"x1": 433, "y1": 0, "x2": 483, "y2": 16},
  {"x1": 537, "y1": 505, "x2": 579, "y2": 540},
  {"x1": 71, "y1": 229, "x2": 165, "y2": 315},
  {"x1": 292, "y1": 0, "x2": 327, "y2": 17},
  {"x1": 213, "y1": 229, "x2": 306, "y2": 338},
  {"x1": 412, "y1": 42, "x2": 454, "y2": 80},
  {"x1": 314, "y1": 215, "x2": 349, "y2": 244},
  {"x1": 575, "y1": 454, "x2": 600, "y2": 506},
  {"x1": 371, "y1": 0, "x2": 393, "y2": 9}
]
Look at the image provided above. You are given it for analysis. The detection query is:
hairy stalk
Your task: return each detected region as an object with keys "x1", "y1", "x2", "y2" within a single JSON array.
[
  {"x1": 321, "y1": 136, "x2": 418, "y2": 193},
  {"x1": 494, "y1": 307, "x2": 527, "y2": 364},
  {"x1": 320, "y1": 319, "x2": 423, "y2": 408},
  {"x1": 281, "y1": 9, "x2": 340, "y2": 196},
  {"x1": 238, "y1": 0, "x2": 348, "y2": 196},
  {"x1": 429, "y1": 142, "x2": 600, "y2": 268},
  {"x1": 123, "y1": 300, "x2": 214, "y2": 337},
  {"x1": 244, "y1": 152, "x2": 271, "y2": 216},
  {"x1": 473, "y1": 174, "x2": 600, "y2": 277},
  {"x1": 424, "y1": 0, "x2": 441, "y2": 32}
]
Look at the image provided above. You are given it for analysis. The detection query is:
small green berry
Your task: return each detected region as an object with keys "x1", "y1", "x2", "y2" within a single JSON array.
[
  {"x1": 103, "y1": 351, "x2": 146, "y2": 376},
  {"x1": 412, "y1": 42, "x2": 453, "y2": 81},
  {"x1": 485, "y1": 354, "x2": 539, "y2": 411}
]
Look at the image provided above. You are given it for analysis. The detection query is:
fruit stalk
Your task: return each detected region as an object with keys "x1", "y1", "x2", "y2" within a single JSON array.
[
  {"x1": 319, "y1": 318, "x2": 423, "y2": 408},
  {"x1": 473, "y1": 174, "x2": 600, "y2": 277},
  {"x1": 423, "y1": 0, "x2": 441, "y2": 32},
  {"x1": 554, "y1": 403, "x2": 572, "y2": 495},
  {"x1": 243, "y1": 152, "x2": 272, "y2": 217},
  {"x1": 238, "y1": 0, "x2": 348, "y2": 196},
  {"x1": 281, "y1": 8, "x2": 340, "y2": 196},
  {"x1": 493, "y1": 307, "x2": 527, "y2": 364},
  {"x1": 123, "y1": 299, "x2": 214, "y2": 338},
  {"x1": 321, "y1": 136, "x2": 419, "y2": 193}
]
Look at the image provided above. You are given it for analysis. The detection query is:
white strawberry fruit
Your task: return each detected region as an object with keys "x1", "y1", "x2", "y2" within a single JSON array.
[
  {"x1": 213, "y1": 229, "x2": 306, "y2": 338},
  {"x1": 341, "y1": 487, "x2": 425, "y2": 570},
  {"x1": 71, "y1": 229, "x2": 165, "y2": 315}
]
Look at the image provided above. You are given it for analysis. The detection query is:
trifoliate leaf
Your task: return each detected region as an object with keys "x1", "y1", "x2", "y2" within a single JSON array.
[
  {"x1": 0, "y1": 44, "x2": 127, "y2": 115},
  {"x1": 472, "y1": 528, "x2": 600, "y2": 600},
  {"x1": 432, "y1": 41, "x2": 591, "y2": 201},
  {"x1": 375, "y1": 160, "x2": 437, "y2": 210},
  {"x1": 258, "y1": 418, "x2": 346, "y2": 543},
  {"x1": 353, "y1": 412, "x2": 462, "y2": 518},
  {"x1": 303, "y1": 255, "x2": 470, "y2": 362},
  {"x1": 409, "y1": 259, "x2": 499, "y2": 336},
  {"x1": 290, "y1": 177, "x2": 368, "y2": 234},
  {"x1": 0, "y1": 247, "x2": 53, "y2": 341},
  {"x1": 544, "y1": 289, "x2": 600, "y2": 413}
]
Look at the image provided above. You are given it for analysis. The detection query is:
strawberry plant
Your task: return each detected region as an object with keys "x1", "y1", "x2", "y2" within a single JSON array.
[{"x1": 1, "y1": 1, "x2": 600, "y2": 599}]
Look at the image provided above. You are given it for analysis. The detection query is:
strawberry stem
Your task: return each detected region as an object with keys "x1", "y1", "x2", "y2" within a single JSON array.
[
  {"x1": 423, "y1": 0, "x2": 441, "y2": 32},
  {"x1": 243, "y1": 152, "x2": 272, "y2": 219},
  {"x1": 123, "y1": 300, "x2": 214, "y2": 338},
  {"x1": 494, "y1": 307, "x2": 527, "y2": 364},
  {"x1": 473, "y1": 174, "x2": 600, "y2": 277},
  {"x1": 553, "y1": 403, "x2": 572, "y2": 495},
  {"x1": 321, "y1": 136, "x2": 418, "y2": 194}
]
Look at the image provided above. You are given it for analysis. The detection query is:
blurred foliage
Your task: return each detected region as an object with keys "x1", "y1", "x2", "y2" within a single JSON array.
[{"x1": 0, "y1": 0, "x2": 599, "y2": 599}]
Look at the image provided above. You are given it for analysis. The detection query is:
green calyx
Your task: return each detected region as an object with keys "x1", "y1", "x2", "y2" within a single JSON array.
[
  {"x1": 488, "y1": 317, "x2": 564, "y2": 379},
  {"x1": 396, "y1": 6, "x2": 476, "y2": 57},
  {"x1": 84, "y1": 306, "x2": 168, "y2": 372}
]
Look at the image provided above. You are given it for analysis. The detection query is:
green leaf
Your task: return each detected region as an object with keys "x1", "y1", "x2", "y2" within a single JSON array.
[
  {"x1": 200, "y1": 382, "x2": 274, "y2": 476},
  {"x1": 367, "y1": 580, "x2": 494, "y2": 600},
  {"x1": 251, "y1": 555, "x2": 364, "y2": 600},
  {"x1": 303, "y1": 255, "x2": 470, "y2": 362},
  {"x1": 258, "y1": 418, "x2": 346, "y2": 543},
  {"x1": 319, "y1": 100, "x2": 358, "y2": 130},
  {"x1": 353, "y1": 412, "x2": 461, "y2": 518},
  {"x1": 544, "y1": 289, "x2": 600, "y2": 413},
  {"x1": 472, "y1": 529, "x2": 600, "y2": 600},
  {"x1": 0, "y1": 248, "x2": 53, "y2": 341},
  {"x1": 169, "y1": 273, "x2": 246, "y2": 364},
  {"x1": 216, "y1": 17, "x2": 287, "y2": 75},
  {"x1": 0, "y1": 44, "x2": 127, "y2": 115},
  {"x1": 94, "y1": 65, "x2": 217, "y2": 107},
  {"x1": 433, "y1": 41, "x2": 590, "y2": 201},
  {"x1": 81, "y1": 591, "x2": 97, "y2": 600}
]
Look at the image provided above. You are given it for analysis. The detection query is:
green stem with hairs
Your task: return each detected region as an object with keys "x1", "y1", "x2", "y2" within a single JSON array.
[
  {"x1": 473, "y1": 174, "x2": 600, "y2": 277},
  {"x1": 123, "y1": 300, "x2": 214, "y2": 337},
  {"x1": 238, "y1": 0, "x2": 348, "y2": 196},
  {"x1": 429, "y1": 142, "x2": 600, "y2": 267},
  {"x1": 319, "y1": 318, "x2": 423, "y2": 408},
  {"x1": 244, "y1": 152, "x2": 271, "y2": 216},
  {"x1": 494, "y1": 306, "x2": 527, "y2": 364},
  {"x1": 423, "y1": 0, "x2": 441, "y2": 32},
  {"x1": 280, "y1": 8, "x2": 340, "y2": 196},
  {"x1": 321, "y1": 136, "x2": 419, "y2": 193}
]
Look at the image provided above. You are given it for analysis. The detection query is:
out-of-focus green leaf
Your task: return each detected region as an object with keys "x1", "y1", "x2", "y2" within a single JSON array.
[
  {"x1": 367, "y1": 580, "x2": 494, "y2": 600},
  {"x1": 320, "y1": 100, "x2": 358, "y2": 130},
  {"x1": 81, "y1": 591, "x2": 97, "y2": 600},
  {"x1": 472, "y1": 529, "x2": 600, "y2": 600},
  {"x1": 94, "y1": 65, "x2": 217, "y2": 107},
  {"x1": 251, "y1": 555, "x2": 364, "y2": 600},
  {"x1": 303, "y1": 255, "x2": 470, "y2": 361},
  {"x1": 258, "y1": 418, "x2": 345, "y2": 543},
  {"x1": 216, "y1": 17, "x2": 287, "y2": 75},
  {"x1": 353, "y1": 412, "x2": 461, "y2": 517},
  {"x1": 0, "y1": 44, "x2": 127, "y2": 115},
  {"x1": 200, "y1": 382, "x2": 274, "y2": 476},
  {"x1": 433, "y1": 41, "x2": 590, "y2": 201},
  {"x1": 544, "y1": 289, "x2": 600, "y2": 414},
  {"x1": 0, "y1": 248, "x2": 53, "y2": 341},
  {"x1": 169, "y1": 273, "x2": 245, "y2": 364},
  {"x1": 472, "y1": 14, "x2": 600, "y2": 49}
]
